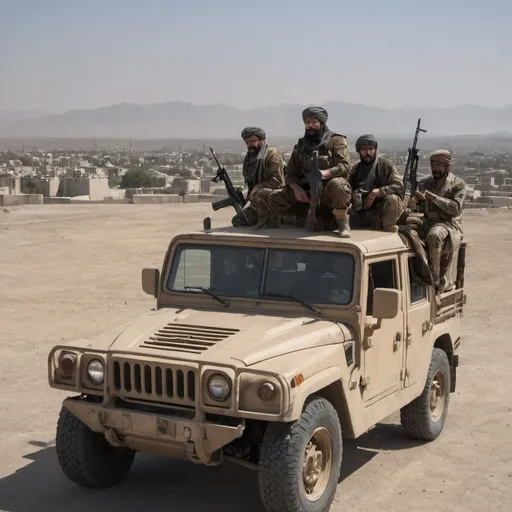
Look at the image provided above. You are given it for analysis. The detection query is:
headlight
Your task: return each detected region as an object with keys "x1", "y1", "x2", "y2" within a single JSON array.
[
  {"x1": 258, "y1": 382, "x2": 276, "y2": 402},
  {"x1": 207, "y1": 373, "x2": 231, "y2": 401},
  {"x1": 87, "y1": 359, "x2": 104, "y2": 385},
  {"x1": 59, "y1": 352, "x2": 77, "y2": 379}
]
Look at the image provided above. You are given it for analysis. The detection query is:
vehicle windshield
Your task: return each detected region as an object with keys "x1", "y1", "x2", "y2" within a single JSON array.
[{"x1": 167, "y1": 243, "x2": 355, "y2": 306}]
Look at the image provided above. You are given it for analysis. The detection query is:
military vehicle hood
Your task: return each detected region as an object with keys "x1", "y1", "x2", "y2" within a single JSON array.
[{"x1": 107, "y1": 307, "x2": 350, "y2": 366}]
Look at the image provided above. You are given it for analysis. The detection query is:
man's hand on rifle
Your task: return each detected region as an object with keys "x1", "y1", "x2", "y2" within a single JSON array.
[
  {"x1": 414, "y1": 191, "x2": 426, "y2": 202},
  {"x1": 364, "y1": 188, "x2": 384, "y2": 209},
  {"x1": 290, "y1": 183, "x2": 310, "y2": 203}
]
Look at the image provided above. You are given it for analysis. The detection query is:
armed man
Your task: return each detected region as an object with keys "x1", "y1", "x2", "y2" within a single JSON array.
[
  {"x1": 412, "y1": 149, "x2": 467, "y2": 293},
  {"x1": 231, "y1": 127, "x2": 286, "y2": 227},
  {"x1": 267, "y1": 106, "x2": 352, "y2": 237},
  {"x1": 348, "y1": 134, "x2": 405, "y2": 232}
]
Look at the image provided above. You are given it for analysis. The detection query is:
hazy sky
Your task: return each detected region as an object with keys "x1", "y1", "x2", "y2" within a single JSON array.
[{"x1": 2, "y1": 0, "x2": 510, "y2": 113}]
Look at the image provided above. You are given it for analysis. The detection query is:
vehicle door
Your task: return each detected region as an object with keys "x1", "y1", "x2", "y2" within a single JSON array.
[
  {"x1": 362, "y1": 256, "x2": 406, "y2": 403},
  {"x1": 402, "y1": 253, "x2": 433, "y2": 388}
]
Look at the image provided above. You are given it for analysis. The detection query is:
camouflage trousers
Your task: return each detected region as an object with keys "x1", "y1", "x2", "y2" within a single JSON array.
[
  {"x1": 231, "y1": 187, "x2": 275, "y2": 227},
  {"x1": 268, "y1": 177, "x2": 351, "y2": 217},
  {"x1": 399, "y1": 216, "x2": 459, "y2": 290},
  {"x1": 425, "y1": 224, "x2": 455, "y2": 287},
  {"x1": 350, "y1": 194, "x2": 405, "y2": 230}
]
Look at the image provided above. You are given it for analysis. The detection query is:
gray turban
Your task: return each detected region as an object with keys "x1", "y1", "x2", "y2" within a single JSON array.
[
  {"x1": 355, "y1": 134, "x2": 378, "y2": 151},
  {"x1": 241, "y1": 126, "x2": 266, "y2": 140},
  {"x1": 301, "y1": 106, "x2": 328, "y2": 123}
]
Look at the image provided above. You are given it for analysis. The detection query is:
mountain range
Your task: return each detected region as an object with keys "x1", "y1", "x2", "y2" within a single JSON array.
[{"x1": 1, "y1": 101, "x2": 511, "y2": 140}]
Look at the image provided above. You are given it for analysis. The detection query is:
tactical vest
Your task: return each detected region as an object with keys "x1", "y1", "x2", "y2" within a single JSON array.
[{"x1": 295, "y1": 134, "x2": 342, "y2": 176}]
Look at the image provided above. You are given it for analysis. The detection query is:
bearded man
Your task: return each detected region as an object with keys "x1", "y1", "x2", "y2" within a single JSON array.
[
  {"x1": 267, "y1": 106, "x2": 352, "y2": 237},
  {"x1": 413, "y1": 149, "x2": 467, "y2": 292},
  {"x1": 231, "y1": 126, "x2": 285, "y2": 227},
  {"x1": 348, "y1": 134, "x2": 405, "y2": 232}
]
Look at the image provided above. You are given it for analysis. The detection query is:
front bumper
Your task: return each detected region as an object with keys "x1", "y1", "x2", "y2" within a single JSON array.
[{"x1": 64, "y1": 397, "x2": 244, "y2": 464}]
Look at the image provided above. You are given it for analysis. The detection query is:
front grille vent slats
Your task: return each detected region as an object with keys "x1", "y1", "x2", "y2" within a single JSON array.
[
  {"x1": 111, "y1": 360, "x2": 196, "y2": 406},
  {"x1": 141, "y1": 322, "x2": 240, "y2": 354}
]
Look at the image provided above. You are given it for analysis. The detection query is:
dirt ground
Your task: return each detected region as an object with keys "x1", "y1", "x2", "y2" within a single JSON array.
[{"x1": 0, "y1": 203, "x2": 511, "y2": 512}]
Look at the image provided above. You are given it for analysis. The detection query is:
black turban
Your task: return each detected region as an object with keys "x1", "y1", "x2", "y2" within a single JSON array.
[
  {"x1": 355, "y1": 134, "x2": 378, "y2": 151},
  {"x1": 241, "y1": 127, "x2": 266, "y2": 140},
  {"x1": 301, "y1": 106, "x2": 328, "y2": 123}
]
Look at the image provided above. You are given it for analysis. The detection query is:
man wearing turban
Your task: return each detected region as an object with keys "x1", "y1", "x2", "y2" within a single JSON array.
[
  {"x1": 412, "y1": 149, "x2": 467, "y2": 292},
  {"x1": 231, "y1": 126, "x2": 285, "y2": 227},
  {"x1": 267, "y1": 106, "x2": 352, "y2": 237},
  {"x1": 348, "y1": 134, "x2": 405, "y2": 232}
]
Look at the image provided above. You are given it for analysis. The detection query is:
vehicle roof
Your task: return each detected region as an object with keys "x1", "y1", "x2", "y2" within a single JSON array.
[{"x1": 175, "y1": 224, "x2": 410, "y2": 254}]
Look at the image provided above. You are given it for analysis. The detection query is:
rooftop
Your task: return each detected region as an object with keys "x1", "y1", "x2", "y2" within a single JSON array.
[{"x1": 178, "y1": 222, "x2": 409, "y2": 254}]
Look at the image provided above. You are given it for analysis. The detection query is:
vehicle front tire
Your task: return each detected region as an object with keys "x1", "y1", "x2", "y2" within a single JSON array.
[
  {"x1": 258, "y1": 396, "x2": 342, "y2": 512},
  {"x1": 56, "y1": 405, "x2": 135, "y2": 488},
  {"x1": 400, "y1": 348, "x2": 451, "y2": 441}
]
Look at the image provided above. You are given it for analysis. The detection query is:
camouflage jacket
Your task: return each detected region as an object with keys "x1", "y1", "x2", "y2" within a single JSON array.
[
  {"x1": 348, "y1": 156, "x2": 403, "y2": 197},
  {"x1": 417, "y1": 173, "x2": 467, "y2": 252},
  {"x1": 250, "y1": 145, "x2": 286, "y2": 190},
  {"x1": 284, "y1": 134, "x2": 351, "y2": 186},
  {"x1": 419, "y1": 172, "x2": 467, "y2": 230}
]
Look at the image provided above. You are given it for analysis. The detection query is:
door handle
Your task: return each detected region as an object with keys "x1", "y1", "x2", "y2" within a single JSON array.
[{"x1": 393, "y1": 332, "x2": 402, "y2": 351}]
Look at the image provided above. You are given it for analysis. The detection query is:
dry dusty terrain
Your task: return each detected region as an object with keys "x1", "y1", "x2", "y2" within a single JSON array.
[{"x1": 0, "y1": 203, "x2": 511, "y2": 512}]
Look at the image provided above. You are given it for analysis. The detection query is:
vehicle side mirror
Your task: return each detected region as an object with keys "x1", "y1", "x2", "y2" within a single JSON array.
[
  {"x1": 141, "y1": 267, "x2": 160, "y2": 297},
  {"x1": 373, "y1": 288, "x2": 400, "y2": 319}
]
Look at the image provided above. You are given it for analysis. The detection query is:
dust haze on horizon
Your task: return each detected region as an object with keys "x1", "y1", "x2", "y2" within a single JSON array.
[{"x1": 1, "y1": 0, "x2": 510, "y2": 115}]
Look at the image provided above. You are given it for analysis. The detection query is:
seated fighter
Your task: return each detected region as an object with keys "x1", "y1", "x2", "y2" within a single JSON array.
[
  {"x1": 348, "y1": 134, "x2": 405, "y2": 233},
  {"x1": 231, "y1": 127, "x2": 285, "y2": 227},
  {"x1": 412, "y1": 149, "x2": 467, "y2": 293},
  {"x1": 267, "y1": 106, "x2": 352, "y2": 237}
]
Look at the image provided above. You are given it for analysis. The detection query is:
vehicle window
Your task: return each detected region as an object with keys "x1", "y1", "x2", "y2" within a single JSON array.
[
  {"x1": 171, "y1": 248, "x2": 212, "y2": 290},
  {"x1": 408, "y1": 256, "x2": 427, "y2": 303},
  {"x1": 366, "y1": 259, "x2": 396, "y2": 315},
  {"x1": 168, "y1": 244, "x2": 265, "y2": 298},
  {"x1": 167, "y1": 243, "x2": 356, "y2": 305},
  {"x1": 263, "y1": 249, "x2": 355, "y2": 305}
]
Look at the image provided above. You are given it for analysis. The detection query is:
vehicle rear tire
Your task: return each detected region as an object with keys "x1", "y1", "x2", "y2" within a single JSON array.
[
  {"x1": 56, "y1": 405, "x2": 135, "y2": 488},
  {"x1": 400, "y1": 348, "x2": 451, "y2": 441},
  {"x1": 258, "y1": 396, "x2": 342, "y2": 512}
]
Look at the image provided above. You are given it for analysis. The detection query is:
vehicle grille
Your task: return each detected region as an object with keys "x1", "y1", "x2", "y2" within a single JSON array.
[
  {"x1": 140, "y1": 322, "x2": 240, "y2": 354},
  {"x1": 109, "y1": 357, "x2": 197, "y2": 407}
]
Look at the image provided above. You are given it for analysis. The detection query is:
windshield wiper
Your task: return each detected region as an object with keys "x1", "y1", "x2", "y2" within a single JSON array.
[
  {"x1": 262, "y1": 292, "x2": 321, "y2": 315},
  {"x1": 185, "y1": 286, "x2": 229, "y2": 307}
]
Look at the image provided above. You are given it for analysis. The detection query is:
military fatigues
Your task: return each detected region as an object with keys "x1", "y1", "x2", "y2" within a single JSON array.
[
  {"x1": 268, "y1": 134, "x2": 351, "y2": 229},
  {"x1": 418, "y1": 172, "x2": 467, "y2": 288},
  {"x1": 231, "y1": 145, "x2": 285, "y2": 227},
  {"x1": 348, "y1": 156, "x2": 405, "y2": 230}
]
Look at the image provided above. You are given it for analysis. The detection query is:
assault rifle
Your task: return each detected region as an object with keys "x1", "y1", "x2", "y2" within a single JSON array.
[
  {"x1": 305, "y1": 150, "x2": 322, "y2": 232},
  {"x1": 209, "y1": 147, "x2": 249, "y2": 224},
  {"x1": 402, "y1": 118, "x2": 427, "y2": 206}
]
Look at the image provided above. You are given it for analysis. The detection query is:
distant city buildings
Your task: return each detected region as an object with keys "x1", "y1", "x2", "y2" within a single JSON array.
[{"x1": 1, "y1": 143, "x2": 511, "y2": 208}]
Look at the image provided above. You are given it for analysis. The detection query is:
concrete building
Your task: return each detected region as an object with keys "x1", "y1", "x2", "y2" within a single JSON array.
[
  {"x1": 170, "y1": 178, "x2": 201, "y2": 195},
  {"x1": 59, "y1": 177, "x2": 109, "y2": 201},
  {"x1": 21, "y1": 177, "x2": 60, "y2": 197}
]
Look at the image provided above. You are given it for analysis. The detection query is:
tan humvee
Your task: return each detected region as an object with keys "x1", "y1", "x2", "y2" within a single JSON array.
[{"x1": 48, "y1": 221, "x2": 466, "y2": 512}]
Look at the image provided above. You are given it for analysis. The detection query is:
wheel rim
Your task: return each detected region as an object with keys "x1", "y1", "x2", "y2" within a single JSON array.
[
  {"x1": 96, "y1": 433, "x2": 126, "y2": 459},
  {"x1": 302, "y1": 427, "x2": 333, "y2": 502},
  {"x1": 429, "y1": 369, "x2": 447, "y2": 422}
]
